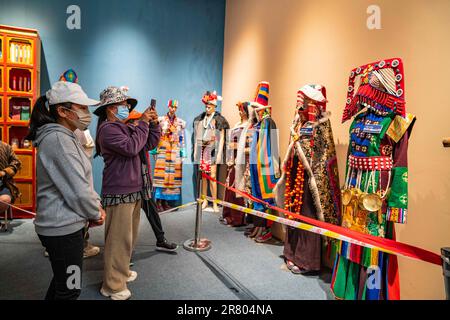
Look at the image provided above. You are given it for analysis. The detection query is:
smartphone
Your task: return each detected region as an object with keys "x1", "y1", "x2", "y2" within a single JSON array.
[{"x1": 150, "y1": 99, "x2": 156, "y2": 110}]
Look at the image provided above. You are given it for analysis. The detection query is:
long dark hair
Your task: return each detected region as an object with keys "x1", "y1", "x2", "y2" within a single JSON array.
[
  {"x1": 94, "y1": 110, "x2": 108, "y2": 158},
  {"x1": 26, "y1": 95, "x2": 72, "y2": 141}
]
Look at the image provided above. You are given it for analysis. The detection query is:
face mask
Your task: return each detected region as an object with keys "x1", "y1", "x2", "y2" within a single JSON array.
[
  {"x1": 64, "y1": 107, "x2": 92, "y2": 131},
  {"x1": 115, "y1": 105, "x2": 130, "y2": 121}
]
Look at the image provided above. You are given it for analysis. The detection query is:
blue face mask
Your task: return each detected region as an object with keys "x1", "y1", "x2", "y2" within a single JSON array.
[{"x1": 115, "y1": 105, "x2": 130, "y2": 121}]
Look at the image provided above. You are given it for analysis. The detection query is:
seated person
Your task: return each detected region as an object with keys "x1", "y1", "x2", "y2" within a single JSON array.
[{"x1": 0, "y1": 141, "x2": 21, "y2": 218}]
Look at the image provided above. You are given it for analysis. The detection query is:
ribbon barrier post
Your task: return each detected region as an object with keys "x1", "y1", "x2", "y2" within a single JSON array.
[
  {"x1": 183, "y1": 169, "x2": 211, "y2": 252},
  {"x1": 442, "y1": 248, "x2": 450, "y2": 300},
  {"x1": 0, "y1": 206, "x2": 13, "y2": 232}
]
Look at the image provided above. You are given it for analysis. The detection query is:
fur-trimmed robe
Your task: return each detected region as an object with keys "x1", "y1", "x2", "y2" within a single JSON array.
[
  {"x1": 274, "y1": 112, "x2": 341, "y2": 271},
  {"x1": 192, "y1": 111, "x2": 230, "y2": 165},
  {"x1": 274, "y1": 112, "x2": 341, "y2": 224}
]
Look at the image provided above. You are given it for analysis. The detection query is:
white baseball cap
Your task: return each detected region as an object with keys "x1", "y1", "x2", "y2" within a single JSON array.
[{"x1": 46, "y1": 81, "x2": 100, "y2": 106}]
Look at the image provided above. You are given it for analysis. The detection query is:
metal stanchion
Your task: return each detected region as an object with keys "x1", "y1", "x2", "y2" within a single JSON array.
[
  {"x1": 0, "y1": 206, "x2": 12, "y2": 232},
  {"x1": 183, "y1": 170, "x2": 211, "y2": 252},
  {"x1": 441, "y1": 247, "x2": 450, "y2": 300}
]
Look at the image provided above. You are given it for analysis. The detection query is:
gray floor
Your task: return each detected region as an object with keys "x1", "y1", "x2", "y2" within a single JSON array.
[{"x1": 0, "y1": 206, "x2": 333, "y2": 300}]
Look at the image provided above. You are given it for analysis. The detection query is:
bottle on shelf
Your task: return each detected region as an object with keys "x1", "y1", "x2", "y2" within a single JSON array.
[
  {"x1": 12, "y1": 105, "x2": 21, "y2": 120},
  {"x1": 12, "y1": 76, "x2": 17, "y2": 91},
  {"x1": 22, "y1": 138, "x2": 31, "y2": 149},
  {"x1": 10, "y1": 43, "x2": 14, "y2": 63},
  {"x1": 15, "y1": 44, "x2": 19, "y2": 63},
  {"x1": 21, "y1": 106, "x2": 30, "y2": 121},
  {"x1": 11, "y1": 138, "x2": 19, "y2": 150},
  {"x1": 18, "y1": 76, "x2": 23, "y2": 91},
  {"x1": 28, "y1": 46, "x2": 32, "y2": 64}
]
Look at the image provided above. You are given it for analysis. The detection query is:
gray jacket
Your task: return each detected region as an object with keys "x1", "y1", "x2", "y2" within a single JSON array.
[{"x1": 33, "y1": 124, "x2": 101, "y2": 236}]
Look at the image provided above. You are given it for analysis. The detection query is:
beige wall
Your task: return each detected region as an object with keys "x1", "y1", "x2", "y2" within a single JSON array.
[{"x1": 222, "y1": 0, "x2": 450, "y2": 300}]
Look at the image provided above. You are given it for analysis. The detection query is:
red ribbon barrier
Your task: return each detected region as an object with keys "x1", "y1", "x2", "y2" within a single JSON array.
[{"x1": 202, "y1": 172, "x2": 442, "y2": 266}]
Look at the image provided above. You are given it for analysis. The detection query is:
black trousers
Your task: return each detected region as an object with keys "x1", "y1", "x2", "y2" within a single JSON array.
[
  {"x1": 38, "y1": 228, "x2": 84, "y2": 300},
  {"x1": 142, "y1": 198, "x2": 165, "y2": 243}
]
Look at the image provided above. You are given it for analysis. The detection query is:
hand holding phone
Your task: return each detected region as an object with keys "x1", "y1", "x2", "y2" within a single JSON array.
[{"x1": 141, "y1": 99, "x2": 158, "y2": 123}]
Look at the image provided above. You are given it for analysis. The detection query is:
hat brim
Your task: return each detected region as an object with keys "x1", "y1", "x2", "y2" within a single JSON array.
[
  {"x1": 93, "y1": 98, "x2": 138, "y2": 116},
  {"x1": 72, "y1": 97, "x2": 100, "y2": 107},
  {"x1": 250, "y1": 101, "x2": 269, "y2": 109}
]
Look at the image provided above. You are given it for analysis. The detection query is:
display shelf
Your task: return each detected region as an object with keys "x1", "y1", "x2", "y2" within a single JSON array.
[
  {"x1": 15, "y1": 153, "x2": 33, "y2": 179},
  {"x1": 12, "y1": 149, "x2": 32, "y2": 155},
  {"x1": 5, "y1": 91, "x2": 33, "y2": 98},
  {"x1": 0, "y1": 36, "x2": 3, "y2": 62},
  {"x1": 15, "y1": 181, "x2": 33, "y2": 207},
  {"x1": 7, "y1": 125, "x2": 32, "y2": 150},
  {"x1": 6, "y1": 36, "x2": 34, "y2": 66},
  {"x1": 7, "y1": 67, "x2": 32, "y2": 94},
  {"x1": 0, "y1": 67, "x2": 3, "y2": 91},
  {"x1": 0, "y1": 24, "x2": 40, "y2": 218},
  {"x1": 7, "y1": 96, "x2": 31, "y2": 122}
]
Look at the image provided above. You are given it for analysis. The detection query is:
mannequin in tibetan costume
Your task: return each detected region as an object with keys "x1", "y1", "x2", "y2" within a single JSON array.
[
  {"x1": 245, "y1": 82, "x2": 281, "y2": 243},
  {"x1": 331, "y1": 58, "x2": 415, "y2": 300},
  {"x1": 221, "y1": 102, "x2": 250, "y2": 226},
  {"x1": 152, "y1": 100, "x2": 186, "y2": 212},
  {"x1": 193, "y1": 91, "x2": 230, "y2": 212},
  {"x1": 274, "y1": 85, "x2": 341, "y2": 274}
]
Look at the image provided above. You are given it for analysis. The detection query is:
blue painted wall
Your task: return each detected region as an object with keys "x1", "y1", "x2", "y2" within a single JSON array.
[{"x1": 0, "y1": 0, "x2": 226, "y2": 202}]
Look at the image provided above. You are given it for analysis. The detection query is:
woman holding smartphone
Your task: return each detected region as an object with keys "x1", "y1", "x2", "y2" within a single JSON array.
[{"x1": 94, "y1": 86, "x2": 160, "y2": 300}]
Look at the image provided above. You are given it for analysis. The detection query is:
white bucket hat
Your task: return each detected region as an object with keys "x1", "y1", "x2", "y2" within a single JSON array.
[{"x1": 46, "y1": 81, "x2": 99, "y2": 106}]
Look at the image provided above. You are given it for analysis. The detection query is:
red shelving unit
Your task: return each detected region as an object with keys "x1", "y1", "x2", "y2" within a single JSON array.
[{"x1": 0, "y1": 25, "x2": 40, "y2": 218}]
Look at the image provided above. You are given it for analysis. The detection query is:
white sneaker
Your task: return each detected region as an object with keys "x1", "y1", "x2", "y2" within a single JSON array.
[
  {"x1": 100, "y1": 287, "x2": 131, "y2": 300},
  {"x1": 83, "y1": 244, "x2": 100, "y2": 258},
  {"x1": 127, "y1": 271, "x2": 138, "y2": 283}
]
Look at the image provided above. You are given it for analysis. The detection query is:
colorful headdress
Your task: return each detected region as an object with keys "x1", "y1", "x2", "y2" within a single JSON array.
[
  {"x1": 168, "y1": 99, "x2": 179, "y2": 108},
  {"x1": 46, "y1": 69, "x2": 99, "y2": 106},
  {"x1": 236, "y1": 101, "x2": 250, "y2": 117},
  {"x1": 251, "y1": 81, "x2": 270, "y2": 108},
  {"x1": 202, "y1": 91, "x2": 222, "y2": 106},
  {"x1": 342, "y1": 58, "x2": 406, "y2": 123},
  {"x1": 296, "y1": 84, "x2": 327, "y2": 111},
  {"x1": 59, "y1": 69, "x2": 78, "y2": 84}
]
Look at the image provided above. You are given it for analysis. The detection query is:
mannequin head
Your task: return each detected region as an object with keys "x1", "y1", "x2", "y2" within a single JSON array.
[
  {"x1": 202, "y1": 91, "x2": 221, "y2": 116},
  {"x1": 205, "y1": 103, "x2": 216, "y2": 116},
  {"x1": 296, "y1": 85, "x2": 327, "y2": 123},
  {"x1": 236, "y1": 101, "x2": 249, "y2": 122},
  {"x1": 167, "y1": 100, "x2": 178, "y2": 118},
  {"x1": 298, "y1": 97, "x2": 320, "y2": 122}
]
